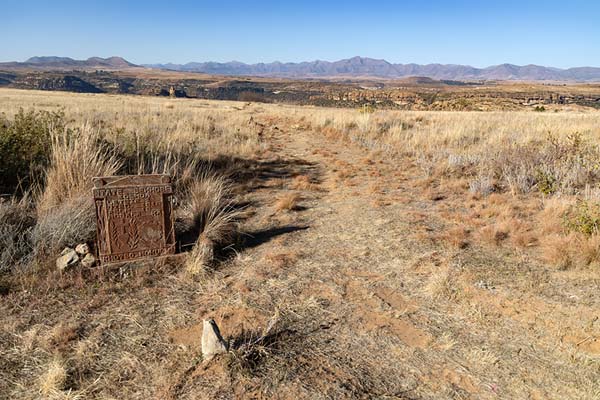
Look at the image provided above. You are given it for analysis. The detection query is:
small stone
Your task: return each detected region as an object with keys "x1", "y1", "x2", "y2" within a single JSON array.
[
  {"x1": 80, "y1": 253, "x2": 96, "y2": 268},
  {"x1": 75, "y1": 243, "x2": 90, "y2": 255},
  {"x1": 201, "y1": 319, "x2": 228, "y2": 361},
  {"x1": 56, "y1": 248, "x2": 79, "y2": 271}
]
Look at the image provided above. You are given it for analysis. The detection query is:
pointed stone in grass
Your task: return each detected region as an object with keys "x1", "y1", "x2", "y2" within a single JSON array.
[{"x1": 201, "y1": 319, "x2": 228, "y2": 361}]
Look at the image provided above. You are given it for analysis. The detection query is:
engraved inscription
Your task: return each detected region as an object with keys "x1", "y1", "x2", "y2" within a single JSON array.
[{"x1": 93, "y1": 175, "x2": 175, "y2": 265}]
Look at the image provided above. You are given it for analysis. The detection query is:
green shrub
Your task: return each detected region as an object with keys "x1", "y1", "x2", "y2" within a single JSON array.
[
  {"x1": 0, "y1": 109, "x2": 65, "y2": 193},
  {"x1": 564, "y1": 200, "x2": 600, "y2": 236},
  {"x1": 535, "y1": 169, "x2": 557, "y2": 195},
  {"x1": 534, "y1": 105, "x2": 546, "y2": 112}
]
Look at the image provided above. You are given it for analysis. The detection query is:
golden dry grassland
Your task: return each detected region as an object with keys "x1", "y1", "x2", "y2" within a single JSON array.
[{"x1": 1, "y1": 88, "x2": 600, "y2": 399}]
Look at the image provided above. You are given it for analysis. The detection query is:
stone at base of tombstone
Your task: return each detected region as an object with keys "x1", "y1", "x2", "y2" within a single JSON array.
[
  {"x1": 75, "y1": 243, "x2": 90, "y2": 255},
  {"x1": 81, "y1": 253, "x2": 96, "y2": 268},
  {"x1": 201, "y1": 319, "x2": 228, "y2": 361},
  {"x1": 56, "y1": 248, "x2": 79, "y2": 271}
]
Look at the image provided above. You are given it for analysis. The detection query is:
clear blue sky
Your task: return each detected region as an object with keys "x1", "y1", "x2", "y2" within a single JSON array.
[{"x1": 2, "y1": 0, "x2": 599, "y2": 68}]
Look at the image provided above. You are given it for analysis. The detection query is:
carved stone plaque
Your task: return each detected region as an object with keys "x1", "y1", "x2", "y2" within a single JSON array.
[{"x1": 93, "y1": 174, "x2": 176, "y2": 264}]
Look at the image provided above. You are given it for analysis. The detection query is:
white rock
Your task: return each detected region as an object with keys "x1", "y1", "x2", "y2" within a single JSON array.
[
  {"x1": 201, "y1": 319, "x2": 228, "y2": 361},
  {"x1": 75, "y1": 243, "x2": 90, "y2": 255},
  {"x1": 56, "y1": 248, "x2": 79, "y2": 271},
  {"x1": 80, "y1": 253, "x2": 96, "y2": 268}
]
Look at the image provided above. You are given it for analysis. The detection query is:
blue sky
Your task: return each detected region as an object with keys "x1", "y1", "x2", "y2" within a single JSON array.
[{"x1": 2, "y1": 0, "x2": 599, "y2": 68}]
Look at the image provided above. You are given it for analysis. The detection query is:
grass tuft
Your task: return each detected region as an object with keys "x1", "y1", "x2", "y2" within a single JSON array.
[{"x1": 180, "y1": 171, "x2": 242, "y2": 274}]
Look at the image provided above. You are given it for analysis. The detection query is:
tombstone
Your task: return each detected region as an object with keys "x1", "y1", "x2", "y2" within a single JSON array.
[{"x1": 93, "y1": 174, "x2": 176, "y2": 265}]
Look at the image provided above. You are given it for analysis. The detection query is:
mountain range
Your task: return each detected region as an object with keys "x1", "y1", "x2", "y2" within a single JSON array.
[
  {"x1": 146, "y1": 57, "x2": 600, "y2": 81},
  {"x1": 0, "y1": 56, "x2": 137, "y2": 70},
  {"x1": 3, "y1": 56, "x2": 600, "y2": 81}
]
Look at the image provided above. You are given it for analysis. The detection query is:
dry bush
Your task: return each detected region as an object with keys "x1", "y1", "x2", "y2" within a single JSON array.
[
  {"x1": 0, "y1": 196, "x2": 35, "y2": 271},
  {"x1": 575, "y1": 234, "x2": 600, "y2": 267},
  {"x1": 225, "y1": 311, "x2": 294, "y2": 378},
  {"x1": 477, "y1": 222, "x2": 510, "y2": 246},
  {"x1": 274, "y1": 192, "x2": 301, "y2": 212},
  {"x1": 180, "y1": 171, "x2": 242, "y2": 274}
]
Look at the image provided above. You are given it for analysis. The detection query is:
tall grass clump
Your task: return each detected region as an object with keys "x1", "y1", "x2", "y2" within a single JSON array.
[
  {"x1": 179, "y1": 170, "x2": 242, "y2": 275},
  {"x1": 32, "y1": 125, "x2": 122, "y2": 255}
]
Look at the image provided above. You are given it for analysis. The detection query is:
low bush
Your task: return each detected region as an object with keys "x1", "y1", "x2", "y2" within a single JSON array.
[
  {"x1": 0, "y1": 108, "x2": 64, "y2": 193},
  {"x1": 564, "y1": 200, "x2": 600, "y2": 236}
]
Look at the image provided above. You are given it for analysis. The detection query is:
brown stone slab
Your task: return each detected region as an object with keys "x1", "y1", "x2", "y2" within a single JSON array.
[{"x1": 93, "y1": 174, "x2": 176, "y2": 265}]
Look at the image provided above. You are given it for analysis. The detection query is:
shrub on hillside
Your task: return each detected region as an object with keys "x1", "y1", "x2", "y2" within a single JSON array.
[{"x1": 0, "y1": 109, "x2": 65, "y2": 193}]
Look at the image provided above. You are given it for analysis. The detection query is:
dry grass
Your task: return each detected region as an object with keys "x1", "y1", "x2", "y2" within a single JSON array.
[
  {"x1": 2, "y1": 88, "x2": 600, "y2": 399},
  {"x1": 38, "y1": 358, "x2": 68, "y2": 395},
  {"x1": 37, "y1": 125, "x2": 122, "y2": 214},
  {"x1": 423, "y1": 266, "x2": 458, "y2": 300},
  {"x1": 182, "y1": 172, "x2": 242, "y2": 275},
  {"x1": 0, "y1": 196, "x2": 35, "y2": 271},
  {"x1": 289, "y1": 175, "x2": 316, "y2": 191},
  {"x1": 274, "y1": 192, "x2": 302, "y2": 212}
]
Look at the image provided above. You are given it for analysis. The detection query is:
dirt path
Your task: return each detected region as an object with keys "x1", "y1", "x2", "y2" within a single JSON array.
[{"x1": 181, "y1": 121, "x2": 599, "y2": 399}]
